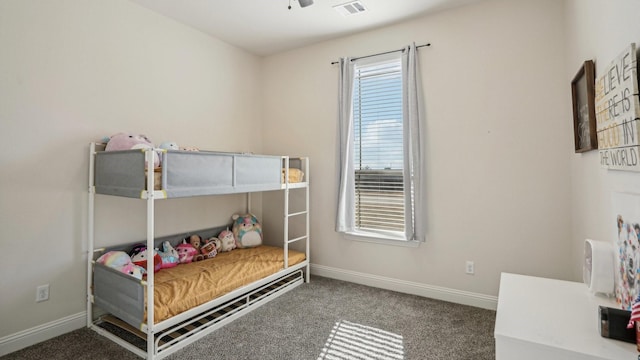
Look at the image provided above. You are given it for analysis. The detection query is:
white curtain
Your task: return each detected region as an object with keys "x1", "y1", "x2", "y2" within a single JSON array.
[
  {"x1": 402, "y1": 43, "x2": 426, "y2": 242},
  {"x1": 336, "y1": 45, "x2": 425, "y2": 241},
  {"x1": 335, "y1": 57, "x2": 355, "y2": 233}
]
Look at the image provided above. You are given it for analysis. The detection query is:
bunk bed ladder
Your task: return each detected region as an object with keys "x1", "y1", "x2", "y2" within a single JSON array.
[{"x1": 282, "y1": 156, "x2": 310, "y2": 283}]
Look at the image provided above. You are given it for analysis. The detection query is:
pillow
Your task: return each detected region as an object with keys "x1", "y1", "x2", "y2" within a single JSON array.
[
  {"x1": 232, "y1": 213, "x2": 263, "y2": 248},
  {"x1": 282, "y1": 168, "x2": 304, "y2": 183}
]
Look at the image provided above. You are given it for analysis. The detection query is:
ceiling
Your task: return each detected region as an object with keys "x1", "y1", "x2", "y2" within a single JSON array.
[{"x1": 129, "y1": 0, "x2": 483, "y2": 56}]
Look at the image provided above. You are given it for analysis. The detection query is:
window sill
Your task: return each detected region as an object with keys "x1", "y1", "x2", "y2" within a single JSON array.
[{"x1": 344, "y1": 231, "x2": 421, "y2": 248}]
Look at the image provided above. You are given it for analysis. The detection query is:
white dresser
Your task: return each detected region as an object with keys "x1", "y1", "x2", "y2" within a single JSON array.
[{"x1": 494, "y1": 273, "x2": 637, "y2": 360}]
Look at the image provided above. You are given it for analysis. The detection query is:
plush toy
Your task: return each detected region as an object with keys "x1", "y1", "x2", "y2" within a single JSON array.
[
  {"x1": 184, "y1": 234, "x2": 218, "y2": 261},
  {"x1": 157, "y1": 241, "x2": 179, "y2": 269},
  {"x1": 199, "y1": 239, "x2": 218, "y2": 259},
  {"x1": 207, "y1": 236, "x2": 222, "y2": 252},
  {"x1": 129, "y1": 244, "x2": 162, "y2": 273},
  {"x1": 105, "y1": 133, "x2": 160, "y2": 167},
  {"x1": 200, "y1": 237, "x2": 220, "y2": 259},
  {"x1": 232, "y1": 214, "x2": 263, "y2": 248},
  {"x1": 121, "y1": 262, "x2": 146, "y2": 279},
  {"x1": 159, "y1": 141, "x2": 179, "y2": 150},
  {"x1": 176, "y1": 242, "x2": 198, "y2": 264},
  {"x1": 184, "y1": 234, "x2": 202, "y2": 251},
  {"x1": 97, "y1": 250, "x2": 130, "y2": 268},
  {"x1": 217, "y1": 228, "x2": 236, "y2": 252},
  {"x1": 96, "y1": 251, "x2": 145, "y2": 280}
]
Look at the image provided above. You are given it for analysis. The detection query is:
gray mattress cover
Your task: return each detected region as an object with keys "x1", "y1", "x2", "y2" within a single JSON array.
[{"x1": 94, "y1": 150, "x2": 282, "y2": 198}]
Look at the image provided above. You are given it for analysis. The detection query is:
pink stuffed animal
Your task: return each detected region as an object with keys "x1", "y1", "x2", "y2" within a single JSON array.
[
  {"x1": 119, "y1": 263, "x2": 145, "y2": 279},
  {"x1": 176, "y1": 242, "x2": 198, "y2": 264},
  {"x1": 105, "y1": 133, "x2": 160, "y2": 167},
  {"x1": 96, "y1": 251, "x2": 145, "y2": 279}
]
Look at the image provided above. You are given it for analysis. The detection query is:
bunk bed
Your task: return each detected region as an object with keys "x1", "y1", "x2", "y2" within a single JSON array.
[{"x1": 86, "y1": 143, "x2": 310, "y2": 360}]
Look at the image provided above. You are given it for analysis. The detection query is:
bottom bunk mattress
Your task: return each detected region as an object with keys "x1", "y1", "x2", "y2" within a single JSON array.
[{"x1": 94, "y1": 245, "x2": 306, "y2": 326}]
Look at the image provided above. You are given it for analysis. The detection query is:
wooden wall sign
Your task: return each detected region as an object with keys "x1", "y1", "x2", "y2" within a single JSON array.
[{"x1": 596, "y1": 43, "x2": 640, "y2": 171}]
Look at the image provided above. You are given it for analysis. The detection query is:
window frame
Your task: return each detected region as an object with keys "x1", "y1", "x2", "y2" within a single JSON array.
[{"x1": 346, "y1": 52, "x2": 415, "y2": 245}]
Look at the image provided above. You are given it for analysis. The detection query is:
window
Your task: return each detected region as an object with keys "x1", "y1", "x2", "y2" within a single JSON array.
[
  {"x1": 336, "y1": 44, "x2": 425, "y2": 243},
  {"x1": 353, "y1": 58, "x2": 405, "y2": 234}
]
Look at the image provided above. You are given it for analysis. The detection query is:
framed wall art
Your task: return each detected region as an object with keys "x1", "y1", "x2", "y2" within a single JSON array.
[{"x1": 571, "y1": 60, "x2": 597, "y2": 153}]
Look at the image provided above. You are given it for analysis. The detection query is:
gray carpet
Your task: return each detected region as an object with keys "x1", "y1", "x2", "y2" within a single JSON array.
[{"x1": 2, "y1": 276, "x2": 496, "y2": 360}]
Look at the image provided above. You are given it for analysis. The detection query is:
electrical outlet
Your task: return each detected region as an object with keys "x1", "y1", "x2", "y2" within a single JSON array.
[
  {"x1": 465, "y1": 261, "x2": 475, "y2": 275},
  {"x1": 36, "y1": 284, "x2": 49, "y2": 302}
]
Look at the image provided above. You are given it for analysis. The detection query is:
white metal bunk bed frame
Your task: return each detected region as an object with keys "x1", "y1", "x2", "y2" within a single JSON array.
[{"x1": 86, "y1": 143, "x2": 310, "y2": 359}]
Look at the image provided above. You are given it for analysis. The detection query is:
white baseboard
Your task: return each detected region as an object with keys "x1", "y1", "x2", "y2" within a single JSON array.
[
  {"x1": 0, "y1": 312, "x2": 86, "y2": 357},
  {"x1": 310, "y1": 264, "x2": 498, "y2": 310}
]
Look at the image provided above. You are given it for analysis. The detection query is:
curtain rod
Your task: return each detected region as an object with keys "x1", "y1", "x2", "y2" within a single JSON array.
[{"x1": 330, "y1": 43, "x2": 431, "y2": 65}]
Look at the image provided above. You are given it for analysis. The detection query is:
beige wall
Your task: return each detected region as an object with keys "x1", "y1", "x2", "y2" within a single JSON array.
[
  {"x1": 0, "y1": 0, "x2": 262, "y2": 338},
  {"x1": 564, "y1": 0, "x2": 640, "y2": 279},
  {"x1": 262, "y1": 0, "x2": 572, "y2": 298},
  {"x1": 4, "y1": 0, "x2": 628, "y2": 349}
]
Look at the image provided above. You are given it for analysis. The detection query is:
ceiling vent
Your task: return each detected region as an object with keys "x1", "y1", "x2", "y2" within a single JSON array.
[{"x1": 333, "y1": 1, "x2": 367, "y2": 17}]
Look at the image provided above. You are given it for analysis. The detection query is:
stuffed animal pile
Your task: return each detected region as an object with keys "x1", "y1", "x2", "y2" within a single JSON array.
[
  {"x1": 95, "y1": 214, "x2": 266, "y2": 278},
  {"x1": 103, "y1": 133, "x2": 201, "y2": 166}
]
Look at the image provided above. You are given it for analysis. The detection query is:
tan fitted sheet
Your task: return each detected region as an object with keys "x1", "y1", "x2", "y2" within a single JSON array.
[{"x1": 151, "y1": 245, "x2": 305, "y2": 323}]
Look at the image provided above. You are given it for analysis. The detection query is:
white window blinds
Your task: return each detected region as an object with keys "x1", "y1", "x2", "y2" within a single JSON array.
[{"x1": 353, "y1": 58, "x2": 405, "y2": 233}]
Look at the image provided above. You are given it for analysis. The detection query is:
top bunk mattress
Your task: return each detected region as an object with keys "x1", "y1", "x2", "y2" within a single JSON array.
[{"x1": 93, "y1": 147, "x2": 305, "y2": 198}]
